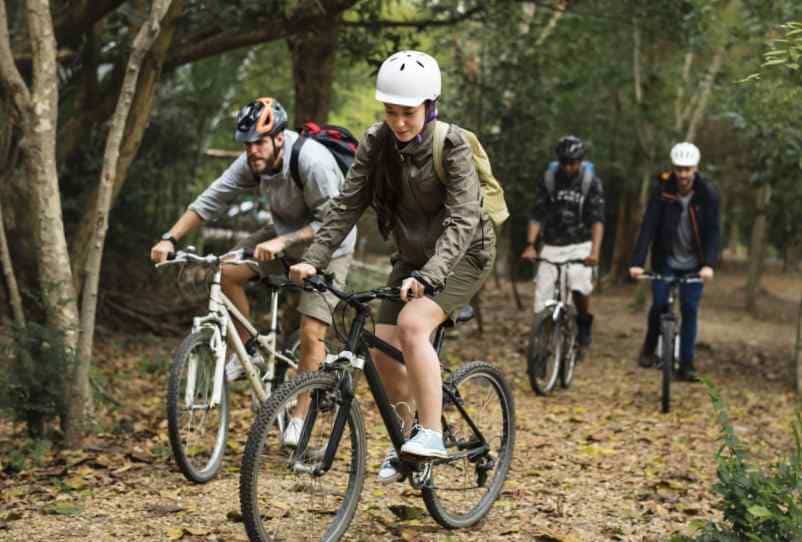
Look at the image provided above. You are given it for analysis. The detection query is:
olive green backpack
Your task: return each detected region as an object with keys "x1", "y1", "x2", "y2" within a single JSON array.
[{"x1": 432, "y1": 121, "x2": 510, "y2": 227}]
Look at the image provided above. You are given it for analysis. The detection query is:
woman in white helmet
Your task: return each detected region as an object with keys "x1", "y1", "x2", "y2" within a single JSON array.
[{"x1": 290, "y1": 51, "x2": 496, "y2": 481}]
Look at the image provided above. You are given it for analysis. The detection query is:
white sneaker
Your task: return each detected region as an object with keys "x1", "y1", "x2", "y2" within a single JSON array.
[
  {"x1": 282, "y1": 417, "x2": 304, "y2": 447},
  {"x1": 377, "y1": 449, "x2": 402, "y2": 483},
  {"x1": 225, "y1": 352, "x2": 265, "y2": 382},
  {"x1": 400, "y1": 426, "x2": 447, "y2": 460}
]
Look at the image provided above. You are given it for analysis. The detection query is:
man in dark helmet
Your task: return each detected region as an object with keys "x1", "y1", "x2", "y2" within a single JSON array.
[
  {"x1": 150, "y1": 97, "x2": 355, "y2": 445},
  {"x1": 521, "y1": 135, "x2": 605, "y2": 348}
]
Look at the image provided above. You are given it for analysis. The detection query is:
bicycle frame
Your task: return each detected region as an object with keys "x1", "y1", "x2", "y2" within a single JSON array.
[
  {"x1": 292, "y1": 292, "x2": 490, "y2": 477},
  {"x1": 161, "y1": 251, "x2": 298, "y2": 409},
  {"x1": 537, "y1": 258, "x2": 584, "y2": 323}
]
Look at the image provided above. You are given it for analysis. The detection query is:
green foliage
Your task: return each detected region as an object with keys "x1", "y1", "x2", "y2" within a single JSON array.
[
  {"x1": 0, "y1": 323, "x2": 74, "y2": 437},
  {"x1": 671, "y1": 383, "x2": 802, "y2": 541}
]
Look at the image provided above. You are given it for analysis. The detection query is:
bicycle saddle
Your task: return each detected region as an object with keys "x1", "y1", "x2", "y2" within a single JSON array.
[{"x1": 443, "y1": 305, "x2": 475, "y2": 328}]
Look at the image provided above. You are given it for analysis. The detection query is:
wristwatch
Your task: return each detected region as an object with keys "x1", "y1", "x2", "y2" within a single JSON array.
[{"x1": 160, "y1": 233, "x2": 178, "y2": 246}]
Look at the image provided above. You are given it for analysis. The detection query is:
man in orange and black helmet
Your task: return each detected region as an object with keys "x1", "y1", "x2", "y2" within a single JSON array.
[{"x1": 150, "y1": 97, "x2": 356, "y2": 445}]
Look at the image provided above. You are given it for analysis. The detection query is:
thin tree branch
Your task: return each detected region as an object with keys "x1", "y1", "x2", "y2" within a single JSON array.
[
  {"x1": 167, "y1": 0, "x2": 358, "y2": 68},
  {"x1": 340, "y1": 5, "x2": 485, "y2": 29},
  {"x1": 0, "y1": 0, "x2": 32, "y2": 116}
]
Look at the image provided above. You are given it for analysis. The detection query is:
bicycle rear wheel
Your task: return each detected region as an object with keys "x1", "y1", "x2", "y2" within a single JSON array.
[
  {"x1": 660, "y1": 320, "x2": 674, "y2": 414},
  {"x1": 527, "y1": 310, "x2": 562, "y2": 395},
  {"x1": 422, "y1": 361, "x2": 516, "y2": 529},
  {"x1": 240, "y1": 372, "x2": 366, "y2": 542},
  {"x1": 166, "y1": 330, "x2": 229, "y2": 483}
]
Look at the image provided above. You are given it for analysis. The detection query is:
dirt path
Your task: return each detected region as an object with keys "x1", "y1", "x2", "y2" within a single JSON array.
[{"x1": 1, "y1": 273, "x2": 799, "y2": 542}]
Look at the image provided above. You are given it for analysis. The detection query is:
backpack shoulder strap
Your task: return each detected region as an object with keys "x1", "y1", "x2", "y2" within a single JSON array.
[
  {"x1": 580, "y1": 161, "x2": 593, "y2": 198},
  {"x1": 544, "y1": 162, "x2": 558, "y2": 197},
  {"x1": 432, "y1": 120, "x2": 450, "y2": 183},
  {"x1": 289, "y1": 135, "x2": 307, "y2": 191}
]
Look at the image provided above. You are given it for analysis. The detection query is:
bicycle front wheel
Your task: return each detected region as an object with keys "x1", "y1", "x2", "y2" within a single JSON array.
[
  {"x1": 422, "y1": 361, "x2": 516, "y2": 529},
  {"x1": 527, "y1": 311, "x2": 562, "y2": 395},
  {"x1": 240, "y1": 372, "x2": 367, "y2": 542},
  {"x1": 560, "y1": 315, "x2": 578, "y2": 389},
  {"x1": 166, "y1": 330, "x2": 229, "y2": 483},
  {"x1": 660, "y1": 320, "x2": 674, "y2": 414}
]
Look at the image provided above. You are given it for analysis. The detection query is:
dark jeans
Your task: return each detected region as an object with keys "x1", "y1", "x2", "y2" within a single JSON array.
[{"x1": 643, "y1": 267, "x2": 704, "y2": 366}]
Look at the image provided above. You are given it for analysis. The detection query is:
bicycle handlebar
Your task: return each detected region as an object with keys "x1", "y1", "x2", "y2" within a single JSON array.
[
  {"x1": 533, "y1": 257, "x2": 591, "y2": 267},
  {"x1": 305, "y1": 274, "x2": 403, "y2": 306},
  {"x1": 155, "y1": 248, "x2": 293, "y2": 272},
  {"x1": 636, "y1": 272, "x2": 703, "y2": 284}
]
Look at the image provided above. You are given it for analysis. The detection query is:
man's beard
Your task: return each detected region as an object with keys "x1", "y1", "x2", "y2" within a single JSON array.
[{"x1": 248, "y1": 157, "x2": 269, "y2": 175}]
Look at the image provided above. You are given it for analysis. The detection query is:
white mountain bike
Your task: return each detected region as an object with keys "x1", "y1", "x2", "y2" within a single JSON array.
[{"x1": 157, "y1": 248, "x2": 300, "y2": 483}]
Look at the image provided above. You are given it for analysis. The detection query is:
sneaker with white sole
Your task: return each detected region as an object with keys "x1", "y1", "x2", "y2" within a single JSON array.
[
  {"x1": 377, "y1": 449, "x2": 402, "y2": 483},
  {"x1": 225, "y1": 352, "x2": 265, "y2": 382},
  {"x1": 400, "y1": 426, "x2": 447, "y2": 460},
  {"x1": 282, "y1": 417, "x2": 304, "y2": 447}
]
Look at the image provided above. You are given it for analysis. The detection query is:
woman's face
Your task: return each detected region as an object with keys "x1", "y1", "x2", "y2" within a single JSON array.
[{"x1": 383, "y1": 103, "x2": 426, "y2": 143}]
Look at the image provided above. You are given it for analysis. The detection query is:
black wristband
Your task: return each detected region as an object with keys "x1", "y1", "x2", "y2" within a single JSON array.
[
  {"x1": 525, "y1": 241, "x2": 536, "y2": 247},
  {"x1": 160, "y1": 233, "x2": 178, "y2": 246}
]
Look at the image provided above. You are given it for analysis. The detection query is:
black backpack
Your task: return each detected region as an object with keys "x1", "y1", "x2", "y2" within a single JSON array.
[{"x1": 289, "y1": 122, "x2": 358, "y2": 190}]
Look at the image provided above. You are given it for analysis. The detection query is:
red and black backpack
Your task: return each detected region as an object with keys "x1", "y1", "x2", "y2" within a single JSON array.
[{"x1": 289, "y1": 122, "x2": 358, "y2": 190}]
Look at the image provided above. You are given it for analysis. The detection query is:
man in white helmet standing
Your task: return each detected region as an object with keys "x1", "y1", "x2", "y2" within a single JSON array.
[{"x1": 629, "y1": 142, "x2": 720, "y2": 382}]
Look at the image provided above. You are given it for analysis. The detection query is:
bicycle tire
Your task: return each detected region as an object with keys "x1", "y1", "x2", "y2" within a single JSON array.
[
  {"x1": 422, "y1": 361, "x2": 516, "y2": 529},
  {"x1": 660, "y1": 320, "x2": 674, "y2": 414},
  {"x1": 559, "y1": 310, "x2": 578, "y2": 388},
  {"x1": 527, "y1": 311, "x2": 562, "y2": 395},
  {"x1": 240, "y1": 372, "x2": 367, "y2": 542},
  {"x1": 166, "y1": 330, "x2": 229, "y2": 484}
]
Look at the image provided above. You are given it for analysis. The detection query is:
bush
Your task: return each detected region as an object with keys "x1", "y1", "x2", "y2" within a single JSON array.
[
  {"x1": 671, "y1": 383, "x2": 802, "y2": 541},
  {"x1": 0, "y1": 323, "x2": 74, "y2": 438}
]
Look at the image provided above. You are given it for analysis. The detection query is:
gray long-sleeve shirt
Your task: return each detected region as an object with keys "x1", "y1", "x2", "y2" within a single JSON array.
[{"x1": 189, "y1": 129, "x2": 357, "y2": 259}]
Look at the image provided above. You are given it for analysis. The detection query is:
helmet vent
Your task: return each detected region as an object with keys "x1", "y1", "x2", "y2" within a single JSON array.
[
  {"x1": 416, "y1": 60, "x2": 424, "y2": 68},
  {"x1": 400, "y1": 63, "x2": 406, "y2": 71}
]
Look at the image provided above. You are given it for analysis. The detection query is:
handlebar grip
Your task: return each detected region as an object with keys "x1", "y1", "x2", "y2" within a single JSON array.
[{"x1": 242, "y1": 247, "x2": 255, "y2": 259}]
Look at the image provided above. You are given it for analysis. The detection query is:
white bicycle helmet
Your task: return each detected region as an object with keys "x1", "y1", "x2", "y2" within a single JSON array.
[
  {"x1": 670, "y1": 142, "x2": 701, "y2": 167},
  {"x1": 375, "y1": 51, "x2": 441, "y2": 107}
]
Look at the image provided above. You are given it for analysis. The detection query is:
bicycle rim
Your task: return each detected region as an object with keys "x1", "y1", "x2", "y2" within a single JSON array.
[
  {"x1": 166, "y1": 330, "x2": 229, "y2": 483},
  {"x1": 660, "y1": 322, "x2": 674, "y2": 414},
  {"x1": 423, "y1": 361, "x2": 516, "y2": 529},
  {"x1": 240, "y1": 372, "x2": 366, "y2": 542},
  {"x1": 527, "y1": 313, "x2": 561, "y2": 395}
]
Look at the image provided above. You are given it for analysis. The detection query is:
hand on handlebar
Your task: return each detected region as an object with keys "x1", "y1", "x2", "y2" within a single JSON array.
[
  {"x1": 150, "y1": 240, "x2": 175, "y2": 263},
  {"x1": 254, "y1": 238, "x2": 286, "y2": 261},
  {"x1": 289, "y1": 262, "x2": 317, "y2": 285},
  {"x1": 520, "y1": 245, "x2": 537, "y2": 262},
  {"x1": 400, "y1": 276, "x2": 427, "y2": 302},
  {"x1": 699, "y1": 266, "x2": 714, "y2": 281},
  {"x1": 629, "y1": 266, "x2": 645, "y2": 279}
]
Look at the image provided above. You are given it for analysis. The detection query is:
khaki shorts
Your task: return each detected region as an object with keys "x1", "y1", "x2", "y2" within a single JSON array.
[
  {"x1": 377, "y1": 246, "x2": 496, "y2": 326},
  {"x1": 534, "y1": 242, "x2": 593, "y2": 313},
  {"x1": 235, "y1": 226, "x2": 351, "y2": 326}
]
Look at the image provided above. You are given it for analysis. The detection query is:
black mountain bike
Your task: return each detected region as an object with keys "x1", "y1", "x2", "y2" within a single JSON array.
[
  {"x1": 527, "y1": 258, "x2": 587, "y2": 395},
  {"x1": 239, "y1": 275, "x2": 516, "y2": 542},
  {"x1": 637, "y1": 272, "x2": 703, "y2": 413}
]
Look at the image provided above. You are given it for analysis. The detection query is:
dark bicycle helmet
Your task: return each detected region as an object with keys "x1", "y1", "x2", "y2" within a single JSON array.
[
  {"x1": 555, "y1": 135, "x2": 585, "y2": 161},
  {"x1": 234, "y1": 97, "x2": 288, "y2": 143}
]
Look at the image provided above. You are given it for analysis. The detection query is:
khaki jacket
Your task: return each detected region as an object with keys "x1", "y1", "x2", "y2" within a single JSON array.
[{"x1": 303, "y1": 120, "x2": 495, "y2": 288}]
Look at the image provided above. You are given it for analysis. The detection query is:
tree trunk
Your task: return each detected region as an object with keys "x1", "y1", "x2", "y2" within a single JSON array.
[
  {"x1": 609, "y1": 187, "x2": 638, "y2": 282},
  {"x1": 745, "y1": 184, "x2": 771, "y2": 314},
  {"x1": 286, "y1": 20, "x2": 339, "y2": 126},
  {"x1": 783, "y1": 240, "x2": 801, "y2": 274},
  {"x1": 76, "y1": 0, "x2": 176, "y2": 444},
  {"x1": 795, "y1": 298, "x2": 802, "y2": 395},
  {"x1": 0, "y1": 191, "x2": 25, "y2": 327},
  {"x1": 1, "y1": 0, "x2": 83, "y2": 443},
  {"x1": 70, "y1": 0, "x2": 184, "y2": 296}
]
